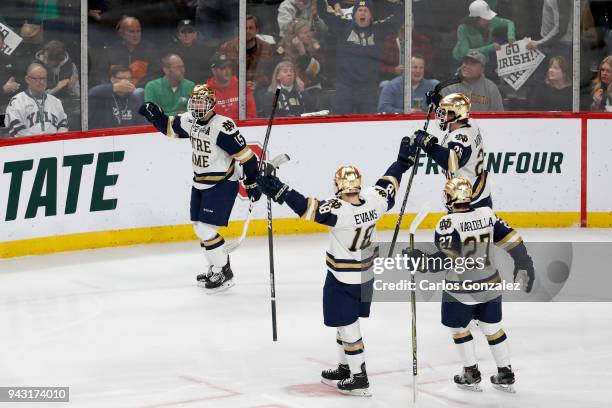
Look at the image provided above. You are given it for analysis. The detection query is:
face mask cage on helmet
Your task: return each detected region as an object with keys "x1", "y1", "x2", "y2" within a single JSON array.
[
  {"x1": 188, "y1": 92, "x2": 215, "y2": 119},
  {"x1": 436, "y1": 106, "x2": 458, "y2": 131}
]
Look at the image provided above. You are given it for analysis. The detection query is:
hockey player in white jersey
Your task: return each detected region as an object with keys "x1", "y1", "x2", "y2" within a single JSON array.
[
  {"x1": 139, "y1": 84, "x2": 261, "y2": 292},
  {"x1": 256, "y1": 137, "x2": 417, "y2": 396},
  {"x1": 412, "y1": 93, "x2": 491, "y2": 208},
  {"x1": 405, "y1": 178, "x2": 534, "y2": 393}
]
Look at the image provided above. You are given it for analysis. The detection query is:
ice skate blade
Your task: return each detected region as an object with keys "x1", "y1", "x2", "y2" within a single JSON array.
[
  {"x1": 205, "y1": 280, "x2": 235, "y2": 294},
  {"x1": 492, "y1": 383, "x2": 516, "y2": 393},
  {"x1": 338, "y1": 387, "x2": 372, "y2": 397},
  {"x1": 321, "y1": 378, "x2": 339, "y2": 388},
  {"x1": 456, "y1": 383, "x2": 483, "y2": 392}
]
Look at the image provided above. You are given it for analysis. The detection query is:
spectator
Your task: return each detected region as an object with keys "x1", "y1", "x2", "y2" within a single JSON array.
[
  {"x1": 380, "y1": 24, "x2": 433, "y2": 81},
  {"x1": 316, "y1": 0, "x2": 404, "y2": 114},
  {"x1": 277, "y1": 0, "x2": 327, "y2": 38},
  {"x1": 206, "y1": 53, "x2": 257, "y2": 120},
  {"x1": 219, "y1": 15, "x2": 275, "y2": 95},
  {"x1": 88, "y1": 65, "x2": 146, "y2": 129},
  {"x1": 1, "y1": 31, "x2": 22, "y2": 110},
  {"x1": 35, "y1": 40, "x2": 80, "y2": 99},
  {"x1": 378, "y1": 55, "x2": 439, "y2": 113},
  {"x1": 453, "y1": 0, "x2": 516, "y2": 69},
  {"x1": 165, "y1": 19, "x2": 216, "y2": 84},
  {"x1": 144, "y1": 54, "x2": 195, "y2": 116},
  {"x1": 276, "y1": 19, "x2": 323, "y2": 99},
  {"x1": 526, "y1": 0, "x2": 573, "y2": 59},
  {"x1": 94, "y1": 16, "x2": 158, "y2": 87},
  {"x1": 441, "y1": 50, "x2": 504, "y2": 111},
  {"x1": 5, "y1": 63, "x2": 68, "y2": 137},
  {"x1": 589, "y1": 55, "x2": 612, "y2": 111},
  {"x1": 264, "y1": 61, "x2": 314, "y2": 117},
  {"x1": 196, "y1": 0, "x2": 238, "y2": 47},
  {"x1": 528, "y1": 56, "x2": 572, "y2": 111}
]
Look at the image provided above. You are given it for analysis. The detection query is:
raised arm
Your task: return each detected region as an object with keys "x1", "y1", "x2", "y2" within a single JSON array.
[
  {"x1": 256, "y1": 174, "x2": 340, "y2": 227},
  {"x1": 316, "y1": 0, "x2": 349, "y2": 33},
  {"x1": 138, "y1": 102, "x2": 189, "y2": 138},
  {"x1": 373, "y1": 135, "x2": 417, "y2": 210}
]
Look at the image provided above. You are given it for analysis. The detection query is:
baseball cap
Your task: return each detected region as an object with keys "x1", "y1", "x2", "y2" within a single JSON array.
[
  {"x1": 463, "y1": 50, "x2": 487, "y2": 66},
  {"x1": 177, "y1": 19, "x2": 196, "y2": 32},
  {"x1": 468, "y1": 0, "x2": 496, "y2": 20},
  {"x1": 211, "y1": 53, "x2": 232, "y2": 69}
]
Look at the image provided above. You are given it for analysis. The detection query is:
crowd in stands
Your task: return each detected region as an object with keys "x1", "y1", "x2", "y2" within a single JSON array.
[{"x1": 3, "y1": 0, "x2": 612, "y2": 137}]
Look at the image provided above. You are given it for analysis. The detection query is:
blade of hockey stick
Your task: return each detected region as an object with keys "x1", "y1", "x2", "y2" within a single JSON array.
[{"x1": 409, "y1": 203, "x2": 430, "y2": 236}]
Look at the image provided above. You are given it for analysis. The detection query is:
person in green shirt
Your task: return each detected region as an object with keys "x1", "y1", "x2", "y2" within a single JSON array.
[
  {"x1": 144, "y1": 54, "x2": 195, "y2": 116},
  {"x1": 452, "y1": 0, "x2": 516, "y2": 65}
]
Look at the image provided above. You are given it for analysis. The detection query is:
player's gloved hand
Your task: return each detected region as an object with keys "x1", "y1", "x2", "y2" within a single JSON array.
[
  {"x1": 138, "y1": 102, "x2": 163, "y2": 122},
  {"x1": 513, "y1": 261, "x2": 535, "y2": 293},
  {"x1": 425, "y1": 91, "x2": 442, "y2": 108},
  {"x1": 402, "y1": 248, "x2": 429, "y2": 273},
  {"x1": 256, "y1": 174, "x2": 290, "y2": 204},
  {"x1": 413, "y1": 129, "x2": 438, "y2": 152},
  {"x1": 397, "y1": 136, "x2": 417, "y2": 168},
  {"x1": 244, "y1": 179, "x2": 262, "y2": 202}
]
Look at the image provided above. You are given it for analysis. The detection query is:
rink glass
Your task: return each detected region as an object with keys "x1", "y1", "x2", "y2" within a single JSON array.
[{"x1": 0, "y1": 0, "x2": 610, "y2": 137}]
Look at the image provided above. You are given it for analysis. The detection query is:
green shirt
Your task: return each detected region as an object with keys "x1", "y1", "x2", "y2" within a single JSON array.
[
  {"x1": 452, "y1": 16, "x2": 516, "y2": 62},
  {"x1": 144, "y1": 77, "x2": 195, "y2": 116}
]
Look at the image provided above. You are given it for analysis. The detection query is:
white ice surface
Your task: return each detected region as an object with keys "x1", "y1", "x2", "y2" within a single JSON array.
[{"x1": 1, "y1": 229, "x2": 612, "y2": 408}]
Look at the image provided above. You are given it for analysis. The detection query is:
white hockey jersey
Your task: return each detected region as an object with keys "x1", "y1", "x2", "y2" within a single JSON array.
[
  {"x1": 440, "y1": 123, "x2": 490, "y2": 206},
  {"x1": 434, "y1": 206, "x2": 523, "y2": 304},
  {"x1": 165, "y1": 111, "x2": 255, "y2": 190},
  {"x1": 286, "y1": 175, "x2": 398, "y2": 284},
  {"x1": 5, "y1": 91, "x2": 68, "y2": 137}
]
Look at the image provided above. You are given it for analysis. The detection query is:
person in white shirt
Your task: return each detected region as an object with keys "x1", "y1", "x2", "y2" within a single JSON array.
[{"x1": 5, "y1": 63, "x2": 68, "y2": 137}]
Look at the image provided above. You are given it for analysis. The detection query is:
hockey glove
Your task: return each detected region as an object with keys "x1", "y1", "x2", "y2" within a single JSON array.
[
  {"x1": 256, "y1": 174, "x2": 290, "y2": 204},
  {"x1": 244, "y1": 179, "x2": 262, "y2": 202},
  {"x1": 413, "y1": 129, "x2": 438, "y2": 152},
  {"x1": 138, "y1": 102, "x2": 164, "y2": 122},
  {"x1": 425, "y1": 91, "x2": 442, "y2": 108},
  {"x1": 401, "y1": 248, "x2": 429, "y2": 273},
  {"x1": 397, "y1": 136, "x2": 417, "y2": 167},
  {"x1": 513, "y1": 262, "x2": 535, "y2": 293}
]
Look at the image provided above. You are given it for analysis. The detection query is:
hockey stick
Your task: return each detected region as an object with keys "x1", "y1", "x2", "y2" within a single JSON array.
[
  {"x1": 264, "y1": 88, "x2": 281, "y2": 342},
  {"x1": 386, "y1": 104, "x2": 433, "y2": 257},
  {"x1": 224, "y1": 153, "x2": 290, "y2": 254},
  {"x1": 386, "y1": 74, "x2": 462, "y2": 257},
  {"x1": 223, "y1": 88, "x2": 282, "y2": 255},
  {"x1": 408, "y1": 204, "x2": 430, "y2": 403}
]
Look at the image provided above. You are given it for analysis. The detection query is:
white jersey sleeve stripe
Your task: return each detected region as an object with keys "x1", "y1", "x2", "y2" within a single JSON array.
[
  {"x1": 302, "y1": 198, "x2": 318, "y2": 221},
  {"x1": 166, "y1": 116, "x2": 177, "y2": 138},
  {"x1": 496, "y1": 230, "x2": 523, "y2": 250},
  {"x1": 233, "y1": 147, "x2": 254, "y2": 164},
  {"x1": 503, "y1": 237, "x2": 523, "y2": 251},
  {"x1": 448, "y1": 149, "x2": 459, "y2": 173}
]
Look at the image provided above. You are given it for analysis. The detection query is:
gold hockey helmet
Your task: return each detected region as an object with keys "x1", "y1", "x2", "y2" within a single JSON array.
[
  {"x1": 334, "y1": 165, "x2": 362, "y2": 196},
  {"x1": 435, "y1": 93, "x2": 471, "y2": 131},
  {"x1": 188, "y1": 84, "x2": 216, "y2": 119},
  {"x1": 443, "y1": 177, "x2": 473, "y2": 212}
]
